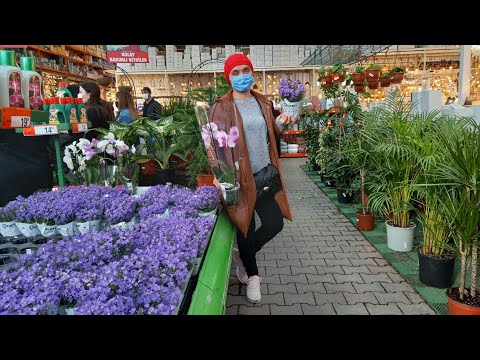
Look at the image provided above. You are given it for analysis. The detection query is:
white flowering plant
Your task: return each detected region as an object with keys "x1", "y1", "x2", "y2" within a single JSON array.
[{"x1": 63, "y1": 132, "x2": 136, "y2": 186}]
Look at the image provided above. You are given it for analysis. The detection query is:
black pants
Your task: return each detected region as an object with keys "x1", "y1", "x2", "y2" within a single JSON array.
[{"x1": 236, "y1": 192, "x2": 284, "y2": 277}]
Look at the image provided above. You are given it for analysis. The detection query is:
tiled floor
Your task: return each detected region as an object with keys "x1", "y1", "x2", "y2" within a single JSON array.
[{"x1": 226, "y1": 158, "x2": 435, "y2": 315}]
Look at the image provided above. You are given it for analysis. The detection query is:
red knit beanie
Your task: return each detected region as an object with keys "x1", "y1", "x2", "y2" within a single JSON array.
[{"x1": 224, "y1": 54, "x2": 254, "y2": 84}]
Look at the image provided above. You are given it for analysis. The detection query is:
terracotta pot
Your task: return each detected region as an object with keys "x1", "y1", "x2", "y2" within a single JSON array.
[
  {"x1": 365, "y1": 69, "x2": 381, "y2": 81},
  {"x1": 351, "y1": 73, "x2": 366, "y2": 84},
  {"x1": 446, "y1": 288, "x2": 480, "y2": 315},
  {"x1": 196, "y1": 173, "x2": 214, "y2": 187},
  {"x1": 390, "y1": 72, "x2": 404, "y2": 84},
  {"x1": 356, "y1": 211, "x2": 375, "y2": 231},
  {"x1": 322, "y1": 75, "x2": 333, "y2": 86},
  {"x1": 367, "y1": 80, "x2": 380, "y2": 90},
  {"x1": 354, "y1": 84, "x2": 365, "y2": 93},
  {"x1": 379, "y1": 77, "x2": 391, "y2": 87},
  {"x1": 140, "y1": 160, "x2": 156, "y2": 175},
  {"x1": 332, "y1": 72, "x2": 346, "y2": 83}
]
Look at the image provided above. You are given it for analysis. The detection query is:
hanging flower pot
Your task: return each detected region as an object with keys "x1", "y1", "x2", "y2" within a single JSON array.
[
  {"x1": 351, "y1": 73, "x2": 366, "y2": 84},
  {"x1": 365, "y1": 69, "x2": 381, "y2": 81},
  {"x1": 418, "y1": 248, "x2": 456, "y2": 289},
  {"x1": 379, "y1": 77, "x2": 391, "y2": 87},
  {"x1": 367, "y1": 80, "x2": 380, "y2": 90},
  {"x1": 196, "y1": 173, "x2": 214, "y2": 187},
  {"x1": 446, "y1": 288, "x2": 480, "y2": 315},
  {"x1": 354, "y1": 84, "x2": 365, "y2": 93},
  {"x1": 356, "y1": 211, "x2": 375, "y2": 231},
  {"x1": 322, "y1": 75, "x2": 333, "y2": 87},
  {"x1": 332, "y1": 72, "x2": 346, "y2": 83},
  {"x1": 390, "y1": 72, "x2": 404, "y2": 84}
]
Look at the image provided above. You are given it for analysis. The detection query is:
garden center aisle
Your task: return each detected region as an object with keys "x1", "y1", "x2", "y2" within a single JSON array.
[{"x1": 226, "y1": 158, "x2": 435, "y2": 315}]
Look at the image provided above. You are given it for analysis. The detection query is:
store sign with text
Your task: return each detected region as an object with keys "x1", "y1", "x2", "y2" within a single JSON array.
[{"x1": 106, "y1": 45, "x2": 149, "y2": 64}]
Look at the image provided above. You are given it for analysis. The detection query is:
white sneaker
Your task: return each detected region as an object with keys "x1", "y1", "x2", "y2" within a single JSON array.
[
  {"x1": 246, "y1": 275, "x2": 262, "y2": 303},
  {"x1": 233, "y1": 248, "x2": 248, "y2": 284}
]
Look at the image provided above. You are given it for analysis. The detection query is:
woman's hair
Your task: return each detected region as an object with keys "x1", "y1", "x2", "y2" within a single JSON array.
[
  {"x1": 67, "y1": 84, "x2": 80, "y2": 98},
  {"x1": 80, "y1": 81, "x2": 114, "y2": 122},
  {"x1": 116, "y1": 88, "x2": 138, "y2": 120}
]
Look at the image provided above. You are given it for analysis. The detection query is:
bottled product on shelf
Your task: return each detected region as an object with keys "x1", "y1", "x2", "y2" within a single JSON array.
[
  {"x1": 0, "y1": 50, "x2": 24, "y2": 108},
  {"x1": 19, "y1": 57, "x2": 43, "y2": 111}
]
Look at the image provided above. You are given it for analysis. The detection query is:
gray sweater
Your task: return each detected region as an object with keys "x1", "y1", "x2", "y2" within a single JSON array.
[{"x1": 233, "y1": 97, "x2": 284, "y2": 174}]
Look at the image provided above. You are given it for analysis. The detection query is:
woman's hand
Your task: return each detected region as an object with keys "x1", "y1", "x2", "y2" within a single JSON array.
[{"x1": 280, "y1": 113, "x2": 297, "y2": 125}]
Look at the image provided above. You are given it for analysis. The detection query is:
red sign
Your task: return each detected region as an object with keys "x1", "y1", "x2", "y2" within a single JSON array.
[
  {"x1": 0, "y1": 45, "x2": 27, "y2": 48},
  {"x1": 106, "y1": 45, "x2": 149, "y2": 64}
]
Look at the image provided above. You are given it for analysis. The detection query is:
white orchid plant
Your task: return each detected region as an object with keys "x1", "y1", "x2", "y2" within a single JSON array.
[{"x1": 63, "y1": 132, "x2": 136, "y2": 186}]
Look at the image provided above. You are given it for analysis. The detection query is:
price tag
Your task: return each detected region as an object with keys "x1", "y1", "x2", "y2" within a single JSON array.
[
  {"x1": 72, "y1": 122, "x2": 88, "y2": 133},
  {"x1": 1, "y1": 107, "x2": 31, "y2": 129},
  {"x1": 11, "y1": 115, "x2": 31, "y2": 127},
  {"x1": 23, "y1": 124, "x2": 59, "y2": 136},
  {"x1": 26, "y1": 249, "x2": 32, "y2": 255}
]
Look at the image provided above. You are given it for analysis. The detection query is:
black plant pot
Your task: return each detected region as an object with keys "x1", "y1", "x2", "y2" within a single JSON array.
[
  {"x1": 324, "y1": 176, "x2": 336, "y2": 188},
  {"x1": 139, "y1": 168, "x2": 175, "y2": 186},
  {"x1": 320, "y1": 174, "x2": 325, "y2": 182},
  {"x1": 311, "y1": 163, "x2": 320, "y2": 172},
  {"x1": 418, "y1": 248, "x2": 456, "y2": 289},
  {"x1": 11, "y1": 237, "x2": 29, "y2": 245},
  {"x1": 337, "y1": 189, "x2": 353, "y2": 204}
]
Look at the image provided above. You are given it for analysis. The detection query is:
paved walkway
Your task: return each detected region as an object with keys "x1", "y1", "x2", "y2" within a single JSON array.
[{"x1": 226, "y1": 158, "x2": 435, "y2": 315}]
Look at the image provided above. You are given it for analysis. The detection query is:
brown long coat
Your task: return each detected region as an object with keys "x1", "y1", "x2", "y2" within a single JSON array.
[{"x1": 207, "y1": 89, "x2": 293, "y2": 238}]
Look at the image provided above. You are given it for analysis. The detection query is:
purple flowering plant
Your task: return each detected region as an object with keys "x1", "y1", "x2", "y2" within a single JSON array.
[
  {"x1": 279, "y1": 79, "x2": 306, "y2": 102},
  {"x1": 192, "y1": 186, "x2": 220, "y2": 212},
  {"x1": 104, "y1": 196, "x2": 138, "y2": 225}
]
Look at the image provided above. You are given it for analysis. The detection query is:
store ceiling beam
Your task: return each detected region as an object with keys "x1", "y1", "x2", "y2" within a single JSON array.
[{"x1": 301, "y1": 45, "x2": 392, "y2": 66}]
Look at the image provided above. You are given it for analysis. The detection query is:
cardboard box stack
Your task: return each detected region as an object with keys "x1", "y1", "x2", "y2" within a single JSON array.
[
  {"x1": 191, "y1": 45, "x2": 201, "y2": 68},
  {"x1": 166, "y1": 45, "x2": 176, "y2": 70}
]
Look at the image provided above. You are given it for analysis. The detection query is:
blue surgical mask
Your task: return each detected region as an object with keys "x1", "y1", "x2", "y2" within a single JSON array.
[{"x1": 231, "y1": 73, "x2": 254, "y2": 93}]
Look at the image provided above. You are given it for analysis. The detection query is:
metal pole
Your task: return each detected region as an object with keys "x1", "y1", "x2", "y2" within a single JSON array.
[
  {"x1": 458, "y1": 45, "x2": 472, "y2": 105},
  {"x1": 54, "y1": 135, "x2": 65, "y2": 188}
]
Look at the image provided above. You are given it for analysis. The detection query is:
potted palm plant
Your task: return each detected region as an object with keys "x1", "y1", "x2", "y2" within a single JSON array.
[
  {"x1": 427, "y1": 116, "x2": 480, "y2": 314},
  {"x1": 365, "y1": 90, "x2": 422, "y2": 252},
  {"x1": 412, "y1": 115, "x2": 457, "y2": 289}
]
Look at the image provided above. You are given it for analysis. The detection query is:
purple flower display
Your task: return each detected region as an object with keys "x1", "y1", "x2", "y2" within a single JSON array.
[
  {"x1": 192, "y1": 186, "x2": 221, "y2": 212},
  {"x1": 279, "y1": 79, "x2": 306, "y2": 102},
  {"x1": 0, "y1": 186, "x2": 217, "y2": 315},
  {"x1": 104, "y1": 196, "x2": 138, "y2": 225}
]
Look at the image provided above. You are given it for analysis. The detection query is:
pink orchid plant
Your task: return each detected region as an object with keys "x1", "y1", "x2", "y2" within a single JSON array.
[{"x1": 201, "y1": 122, "x2": 239, "y2": 187}]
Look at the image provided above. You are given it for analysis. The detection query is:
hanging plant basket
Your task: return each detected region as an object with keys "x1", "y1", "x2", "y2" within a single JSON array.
[
  {"x1": 390, "y1": 72, "x2": 404, "y2": 84},
  {"x1": 322, "y1": 75, "x2": 334, "y2": 87},
  {"x1": 367, "y1": 80, "x2": 380, "y2": 90},
  {"x1": 379, "y1": 77, "x2": 391, "y2": 87},
  {"x1": 332, "y1": 72, "x2": 346, "y2": 83},
  {"x1": 365, "y1": 69, "x2": 381, "y2": 81},
  {"x1": 351, "y1": 73, "x2": 366, "y2": 84},
  {"x1": 354, "y1": 84, "x2": 365, "y2": 93}
]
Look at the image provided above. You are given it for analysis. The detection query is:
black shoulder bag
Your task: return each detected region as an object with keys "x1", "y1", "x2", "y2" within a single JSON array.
[{"x1": 251, "y1": 104, "x2": 282, "y2": 199}]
